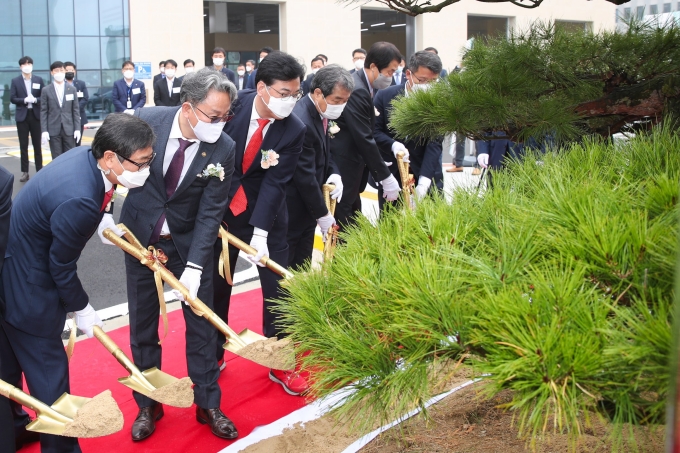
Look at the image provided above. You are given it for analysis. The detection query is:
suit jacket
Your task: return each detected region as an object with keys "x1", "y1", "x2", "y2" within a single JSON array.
[
  {"x1": 330, "y1": 69, "x2": 391, "y2": 182},
  {"x1": 0, "y1": 166, "x2": 13, "y2": 275},
  {"x1": 391, "y1": 72, "x2": 407, "y2": 86},
  {"x1": 373, "y1": 84, "x2": 443, "y2": 189},
  {"x1": 153, "y1": 77, "x2": 182, "y2": 107},
  {"x1": 112, "y1": 78, "x2": 146, "y2": 113},
  {"x1": 153, "y1": 73, "x2": 165, "y2": 85},
  {"x1": 236, "y1": 74, "x2": 248, "y2": 90},
  {"x1": 245, "y1": 69, "x2": 257, "y2": 89},
  {"x1": 1, "y1": 147, "x2": 106, "y2": 338},
  {"x1": 10, "y1": 75, "x2": 44, "y2": 122},
  {"x1": 70, "y1": 79, "x2": 89, "y2": 126},
  {"x1": 222, "y1": 90, "x2": 305, "y2": 231},
  {"x1": 122, "y1": 107, "x2": 235, "y2": 267},
  {"x1": 288, "y1": 96, "x2": 340, "y2": 220},
  {"x1": 40, "y1": 83, "x2": 80, "y2": 136},
  {"x1": 212, "y1": 66, "x2": 237, "y2": 86}
]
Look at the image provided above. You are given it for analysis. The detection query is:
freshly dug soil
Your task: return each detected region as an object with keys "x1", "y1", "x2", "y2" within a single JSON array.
[
  {"x1": 148, "y1": 377, "x2": 194, "y2": 408},
  {"x1": 62, "y1": 390, "x2": 124, "y2": 438},
  {"x1": 237, "y1": 337, "x2": 295, "y2": 370}
]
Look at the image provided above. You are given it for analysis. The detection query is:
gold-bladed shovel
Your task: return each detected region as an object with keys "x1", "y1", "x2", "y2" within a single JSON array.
[
  {"x1": 396, "y1": 151, "x2": 415, "y2": 210},
  {"x1": 321, "y1": 183, "x2": 339, "y2": 261},
  {"x1": 103, "y1": 227, "x2": 294, "y2": 370},
  {"x1": 0, "y1": 379, "x2": 123, "y2": 437},
  {"x1": 218, "y1": 229, "x2": 294, "y2": 279},
  {"x1": 92, "y1": 326, "x2": 193, "y2": 407}
]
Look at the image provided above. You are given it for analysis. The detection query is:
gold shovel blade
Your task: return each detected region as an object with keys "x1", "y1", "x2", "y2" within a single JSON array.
[
  {"x1": 224, "y1": 328, "x2": 295, "y2": 370},
  {"x1": 119, "y1": 368, "x2": 194, "y2": 408},
  {"x1": 26, "y1": 392, "x2": 87, "y2": 436},
  {"x1": 223, "y1": 327, "x2": 268, "y2": 354}
]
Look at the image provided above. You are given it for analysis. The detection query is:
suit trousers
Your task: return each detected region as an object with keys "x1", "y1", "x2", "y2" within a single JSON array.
[
  {"x1": 333, "y1": 154, "x2": 369, "y2": 231},
  {"x1": 16, "y1": 113, "x2": 43, "y2": 173},
  {"x1": 0, "y1": 318, "x2": 81, "y2": 453},
  {"x1": 125, "y1": 238, "x2": 221, "y2": 409},
  {"x1": 286, "y1": 195, "x2": 317, "y2": 270},
  {"x1": 49, "y1": 127, "x2": 76, "y2": 160},
  {"x1": 213, "y1": 207, "x2": 289, "y2": 362}
]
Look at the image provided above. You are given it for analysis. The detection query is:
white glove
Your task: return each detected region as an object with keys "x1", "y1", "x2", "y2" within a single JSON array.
[
  {"x1": 41, "y1": 131, "x2": 49, "y2": 145},
  {"x1": 97, "y1": 214, "x2": 124, "y2": 245},
  {"x1": 317, "y1": 212, "x2": 336, "y2": 242},
  {"x1": 123, "y1": 109, "x2": 135, "y2": 115},
  {"x1": 173, "y1": 267, "x2": 202, "y2": 304},
  {"x1": 477, "y1": 153, "x2": 489, "y2": 168},
  {"x1": 325, "y1": 174, "x2": 343, "y2": 202},
  {"x1": 74, "y1": 303, "x2": 103, "y2": 338},
  {"x1": 415, "y1": 176, "x2": 431, "y2": 200},
  {"x1": 380, "y1": 174, "x2": 401, "y2": 202},
  {"x1": 74, "y1": 130, "x2": 81, "y2": 142},
  {"x1": 391, "y1": 141, "x2": 410, "y2": 163},
  {"x1": 24, "y1": 96, "x2": 35, "y2": 104},
  {"x1": 248, "y1": 228, "x2": 269, "y2": 267}
]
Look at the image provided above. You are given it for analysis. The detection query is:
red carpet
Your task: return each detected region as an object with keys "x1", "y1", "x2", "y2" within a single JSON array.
[{"x1": 23, "y1": 288, "x2": 307, "y2": 453}]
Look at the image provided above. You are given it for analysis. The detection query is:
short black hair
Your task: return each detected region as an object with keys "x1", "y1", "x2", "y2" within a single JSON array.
[
  {"x1": 64, "y1": 61, "x2": 76, "y2": 70},
  {"x1": 316, "y1": 54, "x2": 328, "y2": 62},
  {"x1": 260, "y1": 46, "x2": 274, "y2": 54},
  {"x1": 246, "y1": 60, "x2": 256, "y2": 66},
  {"x1": 423, "y1": 47, "x2": 439, "y2": 55},
  {"x1": 159, "y1": 60, "x2": 166, "y2": 66},
  {"x1": 311, "y1": 56, "x2": 324, "y2": 65},
  {"x1": 19, "y1": 56, "x2": 33, "y2": 66},
  {"x1": 255, "y1": 51, "x2": 305, "y2": 86},
  {"x1": 352, "y1": 48, "x2": 366, "y2": 57},
  {"x1": 122, "y1": 60, "x2": 134, "y2": 69},
  {"x1": 212, "y1": 47, "x2": 226, "y2": 57},
  {"x1": 91, "y1": 113, "x2": 156, "y2": 160},
  {"x1": 399, "y1": 55, "x2": 405, "y2": 64},
  {"x1": 365, "y1": 42, "x2": 401, "y2": 71},
  {"x1": 237, "y1": 63, "x2": 245, "y2": 69},
  {"x1": 164, "y1": 59, "x2": 178, "y2": 68},
  {"x1": 50, "y1": 61, "x2": 64, "y2": 71},
  {"x1": 184, "y1": 59, "x2": 195, "y2": 67}
]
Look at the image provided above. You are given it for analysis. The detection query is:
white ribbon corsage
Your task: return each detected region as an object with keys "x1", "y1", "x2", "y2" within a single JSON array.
[
  {"x1": 261, "y1": 149, "x2": 279, "y2": 169},
  {"x1": 328, "y1": 121, "x2": 340, "y2": 139},
  {"x1": 197, "y1": 163, "x2": 225, "y2": 181}
]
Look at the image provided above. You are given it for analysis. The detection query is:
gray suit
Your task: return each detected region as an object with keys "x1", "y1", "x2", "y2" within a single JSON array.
[
  {"x1": 40, "y1": 82, "x2": 80, "y2": 159},
  {"x1": 121, "y1": 106, "x2": 235, "y2": 409}
]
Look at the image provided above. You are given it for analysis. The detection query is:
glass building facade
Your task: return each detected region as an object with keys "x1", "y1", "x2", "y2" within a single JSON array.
[{"x1": 0, "y1": 0, "x2": 130, "y2": 126}]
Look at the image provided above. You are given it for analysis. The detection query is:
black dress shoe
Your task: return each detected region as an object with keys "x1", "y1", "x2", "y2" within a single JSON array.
[
  {"x1": 19, "y1": 172, "x2": 29, "y2": 183},
  {"x1": 131, "y1": 404, "x2": 163, "y2": 441},
  {"x1": 15, "y1": 424, "x2": 40, "y2": 451},
  {"x1": 196, "y1": 407, "x2": 238, "y2": 439}
]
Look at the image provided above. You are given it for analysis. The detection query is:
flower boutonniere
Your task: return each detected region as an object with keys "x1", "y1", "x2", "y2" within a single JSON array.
[
  {"x1": 261, "y1": 149, "x2": 279, "y2": 169},
  {"x1": 328, "y1": 121, "x2": 340, "y2": 139},
  {"x1": 197, "y1": 163, "x2": 225, "y2": 181}
]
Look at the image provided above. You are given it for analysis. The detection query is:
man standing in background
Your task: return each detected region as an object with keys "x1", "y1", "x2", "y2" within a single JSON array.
[
  {"x1": 152, "y1": 61, "x2": 166, "y2": 85},
  {"x1": 153, "y1": 59, "x2": 182, "y2": 107},
  {"x1": 349, "y1": 48, "x2": 366, "y2": 74},
  {"x1": 64, "y1": 62, "x2": 88, "y2": 147},
  {"x1": 210, "y1": 47, "x2": 237, "y2": 86},
  {"x1": 113, "y1": 60, "x2": 147, "y2": 114},
  {"x1": 40, "y1": 61, "x2": 80, "y2": 159},
  {"x1": 245, "y1": 47, "x2": 273, "y2": 89}
]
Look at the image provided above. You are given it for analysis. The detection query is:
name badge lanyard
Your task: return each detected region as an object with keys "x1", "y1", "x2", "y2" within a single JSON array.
[{"x1": 127, "y1": 85, "x2": 133, "y2": 109}]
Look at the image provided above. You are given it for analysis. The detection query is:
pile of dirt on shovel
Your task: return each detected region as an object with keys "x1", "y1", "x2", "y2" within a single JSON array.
[
  {"x1": 62, "y1": 390, "x2": 124, "y2": 438},
  {"x1": 237, "y1": 337, "x2": 295, "y2": 370}
]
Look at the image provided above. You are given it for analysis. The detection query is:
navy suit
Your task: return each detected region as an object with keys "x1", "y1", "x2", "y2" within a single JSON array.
[
  {"x1": 112, "y1": 78, "x2": 146, "y2": 113},
  {"x1": 286, "y1": 95, "x2": 339, "y2": 269},
  {"x1": 245, "y1": 69, "x2": 257, "y2": 89},
  {"x1": 0, "y1": 147, "x2": 108, "y2": 453},
  {"x1": 11, "y1": 75, "x2": 44, "y2": 173},
  {"x1": 373, "y1": 84, "x2": 443, "y2": 210},
  {"x1": 0, "y1": 166, "x2": 14, "y2": 453},
  {"x1": 390, "y1": 72, "x2": 407, "y2": 86},
  {"x1": 211, "y1": 66, "x2": 237, "y2": 86},
  {"x1": 213, "y1": 90, "x2": 304, "y2": 351}
]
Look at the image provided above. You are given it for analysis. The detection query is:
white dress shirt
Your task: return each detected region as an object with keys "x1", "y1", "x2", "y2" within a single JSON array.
[
  {"x1": 238, "y1": 77, "x2": 244, "y2": 90},
  {"x1": 166, "y1": 77, "x2": 175, "y2": 96},
  {"x1": 160, "y1": 109, "x2": 200, "y2": 235},
  {"x1": 54, "y1": 81, "x2": 65, "y2": 108},
  {"x1": 245, "y1": 100, "x2": 274, "y2": 153},
  {"x1": 23, "y1": 76, "x2": 33, "y2": 109}
]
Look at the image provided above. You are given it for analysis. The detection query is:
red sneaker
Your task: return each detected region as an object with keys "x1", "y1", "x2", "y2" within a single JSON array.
[{"x1": 269, "y1": 369, "x2": 310, "y2": 396}]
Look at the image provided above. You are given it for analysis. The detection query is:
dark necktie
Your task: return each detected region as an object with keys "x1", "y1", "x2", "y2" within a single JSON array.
[
  {"x1": 149, "y1": 138, "x2": 192, "y2": 243},
  {"x1": 229, "y1": 118, "x2": 269, "y2": 216},
  {"x1": 100, "y1": 187, "x2": 115, "y2": 212}
]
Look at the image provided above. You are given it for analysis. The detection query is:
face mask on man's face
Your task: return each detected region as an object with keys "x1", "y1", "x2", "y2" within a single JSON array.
[
  {"x1": 111, "y1": 157, "x2": 151, "y2": 189},
  {"x1": 160, "y1": 67, "x2": 165, "y2": 74},
  {"x1": 53, "y1": 72, "x2": 66, "y2": 83},
  {"x1": 65, "y1": 72, "x2": 75, "y2": 81},
  {"x1": 21, "y1": 64, "x2": 33, "y2": 75},
  {"x1": 185, "y1": 67, "x2": 195, "y2": 74},
  {"x1": 371, "y1": 69, "x2": 392, "y2": 90},
  {"x1": 237, "y1": 70, "x2": 245, "y2": 76},
  {"x1": 246, "y1": 66, "x2": 253, "y2": 72},
  {"x1": 165, "y1": 69, "x2": 175, "y2": 78},
  {"x1": 213, "y1": 57, "x2": 224, "y2": 66},
  {"x1": 354, "y1": 59, "x2": 365, "y2": 70},
  {"x1": 188, "y1": 104, "x2": 225, "y2": 143},
  {"x1": 123, "y1": 70, "x2": 134, "y2": 80},
  {"x1": 261, "y1": 86, "x2": 297, "y2": 119}
]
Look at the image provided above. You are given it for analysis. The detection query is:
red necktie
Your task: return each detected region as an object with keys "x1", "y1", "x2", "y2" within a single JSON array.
[
  {"x1": 323, "y1": 117, "x2": 328, "y2": 134},
  {"x1": 100, "y1": 187, "x2": 114, "y2": 212},
  {"x1": 229, "y1": 118, "x2": 270, "y2": 216}
]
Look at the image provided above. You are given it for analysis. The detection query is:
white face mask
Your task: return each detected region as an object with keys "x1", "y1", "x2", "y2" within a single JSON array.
[
  {"x1": 311, "y1": 68, "x2": 320, "y2": 75},
  {"x1": 262, "y1": 86, "x2": 297, "y2": 119},
  {"x1": 213, "y1": 57, "x2": 224, "y2": 66},
  {"x1": 315, "y1": 95, "x2": 346, "y2": 120},
  {"x1": 246, "y1": 66, "x2": 253, "y2": 72},
  {"x1": 111, "y1": 157, "x2": 151, "y2": 189},
  {"x1": 21, "y1": 64, "x2": 33, "y2": 75},
  {"x1": 408, "y1": 75, "x2": 432, "y2": 93},
  {"x1": 53, "y1": 72, "x2": 66, "y2": 83},
  {"x1": 237, "y1": 70, "x2": 245, "y2": 76},
  {"x1": 185, "y1": 67, "x2": 195, "y2": 74},
  {"x1": 189, "y1": 104, "x2": 224, "y2": 143},
  {"x1": 160, "y1": 67, "x2": 165, "y2": 74},
  {"x1": 165, "y1": 69, "x2": 175, "y2": 78},
  {"x1": 372, "y1": 71, "x2": 392, "y2": 90},
  {"x1": 123, "y1": 70, "x2": 134, "y2": 80},
  {"x1": 354, "y1": 59, "x2": 365, "y2": 70}
]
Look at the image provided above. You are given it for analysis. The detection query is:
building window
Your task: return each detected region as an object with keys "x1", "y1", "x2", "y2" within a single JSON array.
[
  {"x1": 664, "y1": 3, "x2": 671, "y2": 13},
  {"x1": 467, "y1": 15, "x2": 509, "y2": 42},
  {"x1": 361, "y1": 9, "x2": 408, "y2": 56},
  {"x1": 623, "y1": 7, "x2": 631, "y2": 19},
  {"x1": 650, "y1": 4, "x2": 658, "y2": 14},
  {"x1": 636, "y1": 6, "x2": 645, "y2": 18}
]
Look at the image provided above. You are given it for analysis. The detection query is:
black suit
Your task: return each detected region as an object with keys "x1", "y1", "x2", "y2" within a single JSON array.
[
  {"x1": 390, "y1": 72, "x2": 407, "y2": 86},
  {"x1": 10, "y1": 75, "x2": 44, "y2": 173},
  {"x1": 153, "y1": 77, "x2": 182, "y2": 106},
  {"x1": 373, "y1": 84, "x2": 443, "y2": 210},
  {"x1": 152, "y1": 73, "x2": 165, "y2": 85},
  {"x1": 0, "y1": 166, "x2": 14, "y2": 453},
  {"x1": 301, "y1": 73, "x2": 314, "y2": 96},
  {"x1": 212, "y1": 66, "x2": 237, "y2": 86},
  {"x1": 213, "y1": 90, "x2": 304, "y2": 352},
  {"x1": 329, "y1": 69, "x2": 391, "y2": 229},
  {"x1": 286, "y1": 96, "x2": 339, "y2": 269},
  {"x1": 122, "y1": 107, "x2": 235, "y2": 409}
]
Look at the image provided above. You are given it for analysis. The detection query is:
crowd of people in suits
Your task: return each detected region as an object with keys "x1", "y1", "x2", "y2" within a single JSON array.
[{"x1": 0, "y1": 40, "x2": 530, "y2": 453}]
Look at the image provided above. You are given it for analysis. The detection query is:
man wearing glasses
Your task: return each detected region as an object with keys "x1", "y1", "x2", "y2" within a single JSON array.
[
  {"x1": 100, "y1": 68, "x2": 239, "y2": 442},
  {"x1": 212, "y1": 51, "x2": 307, "y2": 395}
]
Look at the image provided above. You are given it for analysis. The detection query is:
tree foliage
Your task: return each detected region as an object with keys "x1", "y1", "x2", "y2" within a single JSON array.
[{"x1": 389, "y1": 20, "x2": 680, "y2": 143}]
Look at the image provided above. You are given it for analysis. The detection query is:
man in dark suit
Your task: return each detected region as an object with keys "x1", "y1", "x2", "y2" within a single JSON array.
[
  {"x1": 210, "y1": 47, "x2": 237, "y2": 86},
  {"x1": 152, "y1": 61, "x2": 166, "y2": 86},
  {"x1": 153, "y1": 59, "x2": 182, "y2": 107},
  {"x1": 212, "y1": 51, "x2": 306, "y2": 394},
  {"x1": 245, "y1": 46, "x2": 273, "y2": 90},
  {"x1": 108, "y1": 69, "x2": 238, "y2": 442},
  {"x1": 181, "y1": 59, "x2": 195, "y2": 81},
  {"x1": 236, "y1": 64, "x2": 248, "y2": 90},
  {"x1": 301, "y1": 56, "x2": 325, "y2": 96},
  {"x1": 374, "y1": 51, "x2": 444, "y2": 210},
  {"x1": 0, "y1": 114, "x2": 155, "y2": 453},
  {"x1": 390, "y1": 56, "x2": 407, "y2": 86},
  {"x1": 245, "y1": 59, "x2": 255, "y2": 81},
  {"x1": 330, "y1": 41, "x2": 401, "y2": 230},
  {"x1": 287, "y1": 65, "x2": 349, "y2": 269},
  {"x1": 112, "y1": 60, "x2": 147, "y2": 114},
  {"x1": 40, "y1": 61, "x2": 81, "y2": 159},
  {"x1": 10, "y1": 56, "x2": 44, "y2": 183},
  {"x1": 64, "y1": 62, "x2": 89, "y2": 147},
  {"x1": 349, "y1": 48, "x2": 366, "y2": 75}
]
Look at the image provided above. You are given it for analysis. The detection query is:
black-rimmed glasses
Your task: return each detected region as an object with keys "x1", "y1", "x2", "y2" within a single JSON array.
[
  {"x1": 195, "y1": 105, "x2": 234, "y2": 124},
  {"x1": 266, "y1": 85, "x2": 303, "y2": 102},
  {"x1": 120, "y1": 152, "x2": 156, "y2": 170}
]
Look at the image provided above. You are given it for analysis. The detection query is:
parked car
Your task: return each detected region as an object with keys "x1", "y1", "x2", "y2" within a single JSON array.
[{"x1": 87, "y1": 88, "x2": 114, "y2": 114}]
